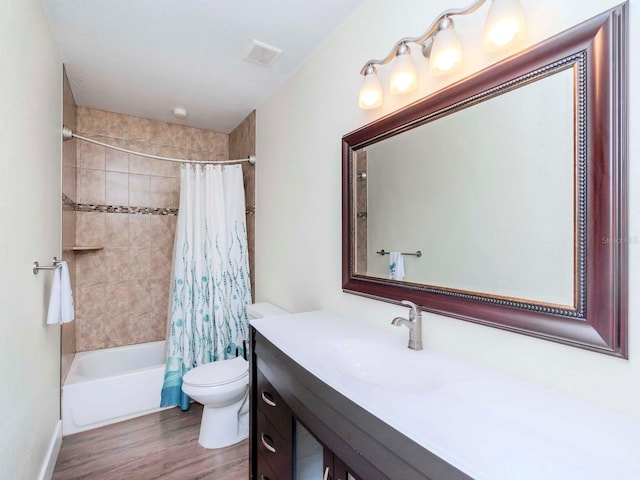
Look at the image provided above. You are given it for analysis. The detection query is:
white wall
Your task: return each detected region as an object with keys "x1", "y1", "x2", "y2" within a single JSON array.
[
  {"x1": 0, "y1": 0, "x2": 62, "y2": 478},
  {"x1": 256, "y1": 0, "x2": 640, "y2": 420}
]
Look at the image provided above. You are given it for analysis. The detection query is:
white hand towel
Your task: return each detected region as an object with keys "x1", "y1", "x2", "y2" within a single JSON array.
[
  {"x1": 389, "y1": 252, "x2": 405, "y2": 281},
  {"x1": 46, "y1": 261, "x2": 75, "y2": 324}
]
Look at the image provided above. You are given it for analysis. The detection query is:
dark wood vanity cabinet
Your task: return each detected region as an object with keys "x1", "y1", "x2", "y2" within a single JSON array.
[
  {"x1": 250, "y1": 328, "x2": 471, "y2": 480},
  {"x1": 255, "y1": 368, "x2": 293, "y2": 479}
]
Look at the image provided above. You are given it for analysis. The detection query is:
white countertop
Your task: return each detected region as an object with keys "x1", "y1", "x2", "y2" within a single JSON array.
[{"x1": 251, "y1": 311, "x2": 640, "y2": 480}]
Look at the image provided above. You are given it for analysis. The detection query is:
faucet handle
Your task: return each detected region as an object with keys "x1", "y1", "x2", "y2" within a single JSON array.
[{"x1": 401, "y1": 300, "x2": 420, "y2": 316}]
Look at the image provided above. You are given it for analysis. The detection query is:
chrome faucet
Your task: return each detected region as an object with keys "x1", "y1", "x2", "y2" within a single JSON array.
[{"x1": 392, "y1": 300, "x2": 423, "y2": 350}]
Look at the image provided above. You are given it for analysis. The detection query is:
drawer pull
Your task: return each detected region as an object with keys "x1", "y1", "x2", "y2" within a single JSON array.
[
  {"x1": 261, "y1": 390, "x2": 277, "y2": 407},
  {"x1": 261, "y1": 433, "x2": 276, "y2": 453},
  {"x1": 260, "y1": 476, "x2": 270, "y2": 480},
  {"x1": 323, "y1": 466, "x2": 330, "y2": 480}
]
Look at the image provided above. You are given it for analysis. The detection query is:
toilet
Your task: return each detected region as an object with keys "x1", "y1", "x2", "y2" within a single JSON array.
[{"x1": 181, "y1": 302, "x2": 289, "y2": 449}]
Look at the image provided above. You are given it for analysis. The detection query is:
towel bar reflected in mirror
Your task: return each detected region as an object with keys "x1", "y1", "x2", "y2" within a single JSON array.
[{"x1": 376, "y1": 250, "x2": 422, "y2": 257}]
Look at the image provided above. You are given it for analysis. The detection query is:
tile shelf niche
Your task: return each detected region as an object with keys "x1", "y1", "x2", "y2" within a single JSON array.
[{"x1": 64, "y1": 246, "x2": 104, "y2": 251}]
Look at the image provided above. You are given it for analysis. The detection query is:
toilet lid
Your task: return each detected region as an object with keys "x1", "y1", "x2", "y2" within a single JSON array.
[{"x1": 183, "y1": 357, "x2": 249, "y2": 387}]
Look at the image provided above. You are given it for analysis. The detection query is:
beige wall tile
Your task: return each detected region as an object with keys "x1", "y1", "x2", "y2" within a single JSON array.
[
  {"x1": 150, "y1": 215, "x2": 174, "y2": 248},
  {"x1": 62, "y1": 209, "x2": 76, "y2": 250},
  {"x1": 150, "y1": 246, "x2": 172, "y2": 281},
  {"x1": 105, "y1": 213, "x2": 129, "y2": 247},
  {"x1": 128, "y1": 280, "x2": 151, "y2": 316},
  {"x1": 106, "y1": 148, "x2": 128, "y2": 173},
  {"x1": 149, "y1": 155, "x2": 180, "y2": 177},
  {"x1": 166, "y1": 123, "x2": 190, "y2": 150},
  {"x1": 170, "y1": 178, "x2": 180, "y2": 208},
  {"x1": 128, "y1": 151, "x2": 151, "y2": 175},
  {"x1": 129, "y1": 214, "x2": 150, "y2": 245},
  {"x1": 105, "y1": 171, "x2": 129, "y2": 206},
  {"x1": 150, "y1": 176, "x2": 172, "y2": 208},
  {"x1": 190, "y1": 127, "x2": 228, "y2": 154},
  {"x1": 78, "y1": 141, "x2": 106, "y2": 170},
  {"x1": 129, "y1": 174, "x2": 150, "y2": 207},
  {"x1": 149, "y1": 278, "x2": 170, "y2": 312},
  {"x1": 76, "y1": 283, "x2": 106, "y2": 321},
  {"x1": 128, "y1": 116, "x2": 168, "y2": 143},
  {"x1": 63, "y1": 137, "x2": 77, "y2": 168},
  {"x1": 77, "y1": 107, "x2": 105, "y2": 136},
  {"x1": 77, "y1": 168, "x2": 105, "y2": 205},
  {"x1": 128, "y1": 247, "x2": 150, "y2": 280},
  {"x1": 62, "y1": 166, "x2": 76, "y2": 202},
  {"x1": 105, "y1": 281, "x2": 130, "y2": 315},
  {"x1": 104, "y1": 111, "x2": 129, "y2": 139},
  {"x1": 76, "y1": 313, "x2": 107, "y2": 352},
  {"x1": 104, "y1": 247, "x2": 131, "y2": 283},
  {"x1": 76, "y1": 211, "x2": 105, "y2": 246},
  {"x1": 75, "y1": 250, "x2": 106, "y2": 286},
  {"x1": 148, "y1": 312, "x2": 168, "y2": 342}
]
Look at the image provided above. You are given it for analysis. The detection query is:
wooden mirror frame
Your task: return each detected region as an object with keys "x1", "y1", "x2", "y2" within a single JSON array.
[{"x1": 342, "y1": 4, "x2": 628, "y2": 357}]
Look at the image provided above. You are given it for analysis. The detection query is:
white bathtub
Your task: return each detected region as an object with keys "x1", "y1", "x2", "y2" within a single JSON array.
[{"x1": 62, "y1": 340, "x2": 170, "y2": 435}]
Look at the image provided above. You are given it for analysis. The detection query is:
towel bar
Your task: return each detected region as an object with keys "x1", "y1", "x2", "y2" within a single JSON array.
[
  {"x1": 33, "y1": 257, "x2": 62, "y2": 275},
  {"x1": 377, "y1": 250, "x2": 422, "y2": 257}
]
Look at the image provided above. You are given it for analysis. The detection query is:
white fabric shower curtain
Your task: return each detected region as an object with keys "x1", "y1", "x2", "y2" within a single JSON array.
[{"x1": 161, "y1": 164, "x2": 251, "y2": 409}]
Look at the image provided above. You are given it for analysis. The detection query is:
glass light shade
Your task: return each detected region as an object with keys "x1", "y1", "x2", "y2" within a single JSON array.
[
  {"x1": 429, "y1": 27, "x2": 463, "y2": 75},
  {"x1": 390, "y1": 52, "x2": 418, "y2": 94},
  {"x1": 484, "y1": 0, "x2": 526, "y2": 51},
  {"x1": 358, "y1": 69, "x2": 383, "y2": 109}
]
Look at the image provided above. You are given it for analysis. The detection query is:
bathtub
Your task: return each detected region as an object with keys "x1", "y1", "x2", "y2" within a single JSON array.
[{"x1": 62, "y1": 340, "x2": 170, "y2": 435}]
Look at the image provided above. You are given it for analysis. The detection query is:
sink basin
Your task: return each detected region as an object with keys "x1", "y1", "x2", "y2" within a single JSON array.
[{"x1": 325, "y1": 338, "x2": 442, "y2": 394}]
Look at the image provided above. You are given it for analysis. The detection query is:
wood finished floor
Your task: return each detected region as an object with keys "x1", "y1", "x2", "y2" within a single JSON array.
[{"x1": 53, "y1": 404, "x2": 249, "y2": 480}]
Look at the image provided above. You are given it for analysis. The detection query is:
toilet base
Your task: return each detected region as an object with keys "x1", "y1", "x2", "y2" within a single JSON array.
[{"x1": 198, "y1": 402, "x2": 248, "y2": 449}]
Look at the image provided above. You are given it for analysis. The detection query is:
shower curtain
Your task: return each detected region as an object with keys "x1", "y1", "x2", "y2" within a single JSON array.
[{"x1": 161, "y1": 164, "x2": 252, "y2": 410}]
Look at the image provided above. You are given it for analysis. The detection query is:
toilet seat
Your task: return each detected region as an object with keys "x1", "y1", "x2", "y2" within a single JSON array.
[{"x1": 183, "y1": 357, "x2": 248, "y2": 387}]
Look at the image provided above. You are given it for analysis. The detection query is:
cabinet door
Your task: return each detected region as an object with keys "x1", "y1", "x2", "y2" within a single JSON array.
[
  {"x1": 333, "y1": 456, "x2": 363, "y2": 480},
  {"x1": 295, "y1": 420, "x2": 324, "y2": 479},
  {"x1": 322, "y1": 449, "x2": 363, "y2": 480}
]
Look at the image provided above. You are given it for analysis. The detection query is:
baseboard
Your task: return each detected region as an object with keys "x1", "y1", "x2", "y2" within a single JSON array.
[{"x1": 38, "y1": 420, "x2": 62, "y2": 480}]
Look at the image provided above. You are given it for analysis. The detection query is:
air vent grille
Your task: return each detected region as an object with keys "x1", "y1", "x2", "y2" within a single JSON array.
[{"x1": 243, "y1": 40, "x2": 283, "y2": 68}]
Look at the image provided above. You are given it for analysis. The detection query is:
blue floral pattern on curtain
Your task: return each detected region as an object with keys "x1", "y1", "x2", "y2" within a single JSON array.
[{"x1": 161, "y1": 164, "x2": 251, "y2": 410}]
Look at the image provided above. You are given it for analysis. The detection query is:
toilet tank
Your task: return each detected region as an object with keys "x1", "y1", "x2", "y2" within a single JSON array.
[{"x1": 247, "y1": 302, "x2": 289, "y2": 320}]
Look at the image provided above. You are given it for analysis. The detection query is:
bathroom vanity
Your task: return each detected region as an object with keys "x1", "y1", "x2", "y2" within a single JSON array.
[
  {"x1": 250, "y1": 311, "x2": 640, "y2": 480},
  {"x1": 250, "y1": 329, "x2": 466, "y2": 480}
]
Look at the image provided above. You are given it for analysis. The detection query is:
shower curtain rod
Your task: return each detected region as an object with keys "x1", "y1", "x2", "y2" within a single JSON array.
[{"x1": 61, "y1": 126, "x2": 256, "y2": 166}]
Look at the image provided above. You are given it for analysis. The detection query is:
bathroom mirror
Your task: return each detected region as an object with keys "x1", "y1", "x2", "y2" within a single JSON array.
[{"x1": 342, "y1": 5, "x2": 628, "y2": 356}]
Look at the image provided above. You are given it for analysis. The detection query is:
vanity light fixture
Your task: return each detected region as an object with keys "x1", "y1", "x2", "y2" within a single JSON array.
[
  {"x1": 358, "y1": 65, "x2": 383, "y2": 109},
  {"x1": 429, "y1": 17, "x2": 464, "y2": 75},
  {"x1": 390, "y1": 43, "x2": 418, "y2": 94},
  {"x1": 358, "y1": 0, "x2": 526, "y2": 109}
]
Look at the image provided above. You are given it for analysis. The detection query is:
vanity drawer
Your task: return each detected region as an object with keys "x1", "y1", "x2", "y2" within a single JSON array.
[
  {"x1": 257, "y1": 368, "x2": 292, "y2": 434},
  {"x1": 257, "y1": 409, "x2": 292, "y2": 480}
]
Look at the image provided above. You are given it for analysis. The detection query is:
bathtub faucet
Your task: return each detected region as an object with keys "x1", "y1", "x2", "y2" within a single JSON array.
[{"x1": 391, "y1": 300, "x2": 423, "y2": 350}]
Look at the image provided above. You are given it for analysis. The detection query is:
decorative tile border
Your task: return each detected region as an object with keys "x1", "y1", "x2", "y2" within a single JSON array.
[
  {"x1": 63, "y1": 193, "x2": 254, "y2": 216},
  {"x1": 75, "y1": 203, "x2": 178, "y2": 216}
]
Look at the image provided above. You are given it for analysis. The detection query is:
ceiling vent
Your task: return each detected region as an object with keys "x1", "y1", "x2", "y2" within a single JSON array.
[{"x1": 243, "y1": 40, "x2": 283, "y2": 68}]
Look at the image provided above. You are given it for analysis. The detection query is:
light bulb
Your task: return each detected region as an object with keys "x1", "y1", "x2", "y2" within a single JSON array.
[
  {"x1": 484, "y1": 0, "x2": 525, "y2": 51},
  {"x1": 429, "y1": 21, "x2": 463, "y2": 75},
  {"x1": 390, "y1": 44, "x2": 417, "y2": 94},
  {"x1": 358, "y1": 66, "x2": 382, "y2": 109}
]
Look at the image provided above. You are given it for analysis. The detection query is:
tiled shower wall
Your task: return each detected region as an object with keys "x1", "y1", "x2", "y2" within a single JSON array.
[
  {"x1": 74, "y1": 107, "x2": 232, "y2": 351},
  {"x1": 61, "y1": 68, "x2": 77, "y2": 381},
  {"x1": 229, "y1": 110, "x2": 256, "y2": 299}
]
